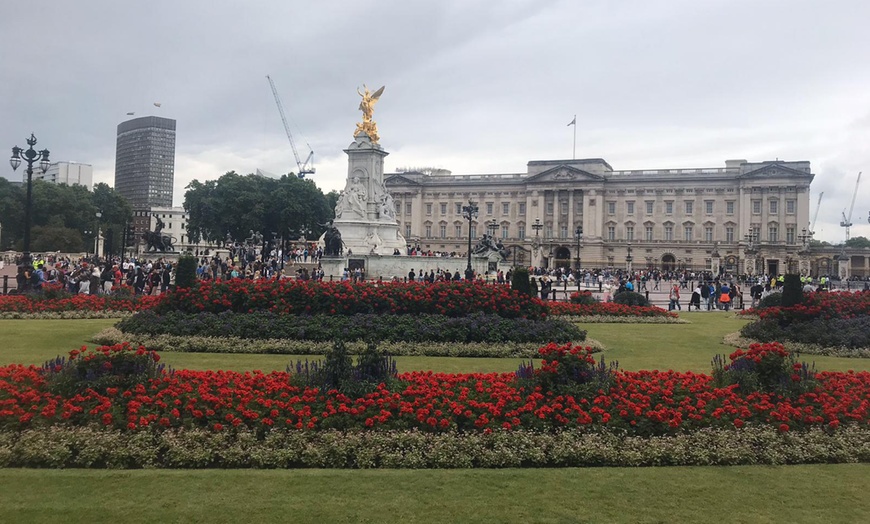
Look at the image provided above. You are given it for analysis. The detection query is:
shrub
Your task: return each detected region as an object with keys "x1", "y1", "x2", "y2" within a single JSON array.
[
  {"x1": 511, "y1": 267, "x2": 531, "y2": 297},
  {"x1": 289, "y1": 340, "x2": 398, "y2": 396},
  {"x1": 611, "y1": 291, "x2": 650, "y2": 307},
  {"x1": 116, "y1": 311, "x2": 585, "y2": 344},
  {"x1": 756, "y1": 292, "x2": 782, "y2": 309},
  {"x1": 569, "y1": 290, "x2": 599, "y2": 305},
  {"x1": 712, "y1": 342, "x2": 816, "y2": 396},
  {"x1": 174, "y1": 255, "x2": 198, "y2": 289},
  {"x1": 41, "y1": 343, "x2": 166, "y2": 397},
  {"x1": 781, "y1": 274, "x2": 803, "y2": 307},
  {"x1": 516, "y1": 342, "x2": 616, "y2": 396}
]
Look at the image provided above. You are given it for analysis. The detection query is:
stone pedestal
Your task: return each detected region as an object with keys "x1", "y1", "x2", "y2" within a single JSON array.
[
  {"x1": 329, "y1": 133, "x2": 406, "y2": 256},
  {"x1": 838, "y1": 255, "x2": 850, "y2": 280}
]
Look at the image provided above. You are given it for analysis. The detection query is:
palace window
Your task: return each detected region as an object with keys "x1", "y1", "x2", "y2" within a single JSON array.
[
  {"x1": 752, "y1": 200, "x2": 761, "y2": 214},
  {"x1": 786, "y1": 199, "x2": 796, "y2": 214},
  {"x1": 684, "y1": 226, "x2": 693, "y2": 242},
  {"x1": 470, "y1": 225, "x2": 477, "y2": 238},
  {"x1": 626, "y1": 226, "x2": 634, "y2": 241},
  {"x1": 518, "y1": 224, "x2": 526, "y2": 238},
  {"x1": 627, "y1": 201, "x2": 634, "y2": 214},
  {"x1": 726, "y1": 201, "x2": 735, "y2": 214},
  {"x1": 486, "y1": 202, "x2": 493, "y2": 215},
  {"x1": 405, "y1": 224, "x2": 412, "y2": 237},
  {"x1": 768, "y1": 225, "x2": 778, "y2": 242},
  {"x1": 518, "y1": 203, "x2": 526, "y2": 215},
  {"x1": 560, "y1": 225, "x2": 568, "y2": 239},
  {"x1": 769, "y1": 200, "x2": 778, "y2": 214},
  {"x1": 646, "y1": 201, "x2": 654, "y2": 214},
  {"x1": 726, "y1": 226, "x2": 734, "y2": 242},
  {"x1": 455, "y1": 203, "x2": 462, "y2": 215},
  {"x1": 685, "y1": 201, "x2": 693, "y2": 214},
  {"x1": 546, "y1": 202, "x2": 554, "y2": 214},
  {"x1": 664, "y1": 226, "x2": 673, "y2": 241},
  {"x1": 502, "y1": 225, "x2": 509, "y2": 239},
  {"x1": 545, "y1": 226, "x2": 553, "y2": 238},
  {"x1": 705, "y1": 227, "x2": 713, "y2": 242},
  {"x1": 561, "y1": 202, "x2": 568, "y2": 214},
  {"x1": 455, "y1": 224, "x2": 462, "y2": 237},
  {"x1": 426, "y1": 204, "x2": 432, "y2": 215},
  {"x1": 440, "y1": 203, "x2": 447, "y2": 215},
  {"x1": 645, "y1": 226, "x2": 653, "y2": 241},
  {"x1": 406, "y1": 203, "x2": 412, "y2": 215},
  {"x1": 425, "y1": 225, "x2": 432, "y2": 237},
  {"x1": 503, "y1": 202, "x2": 510, "y2": 215},
  {"x1": 665, "y1": 202, "x2": 673, "y2": 214},
  {"x1": 440, "y1": 225, "x2": 446, "y2": 238},
  {"x1": 786, "y1": 226, "x2": 795, "y2": 244},
  {"x1": 607, "y1": 226, "x2": 615, "y2": 240},
  {"x1": 608, "y1": 202, "x2": 616, "y2": 215},
  {"x1": 705, "y1": 201, "x2": 713, "y2": 214}
]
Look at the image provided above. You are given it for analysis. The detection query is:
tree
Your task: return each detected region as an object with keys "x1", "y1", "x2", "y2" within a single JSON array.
[
  {"x1": 845, "y1": 236, "x2": 870, "y2": 249},
  {"x1": 0, "y1": 179, "x2": 132, "y2": 254},
  {"x1": 184, "y1": 172, "x2": 333, "y2": 245}
]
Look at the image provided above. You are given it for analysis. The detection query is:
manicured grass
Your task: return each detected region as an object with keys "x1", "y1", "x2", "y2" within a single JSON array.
[
  {"x1": 1, "y1": 465, "x2": 868, "y2": 523},
  {"x1": 579, "y1": 312, "x2": 870, "y2": 373},
  {"x1": 3, "y1": 316, "x2": 870, "y2": 373}
]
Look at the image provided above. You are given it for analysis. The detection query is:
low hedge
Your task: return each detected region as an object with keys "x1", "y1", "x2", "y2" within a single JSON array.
[
  {"x1": 117, "y1": 311, "x2": 586, "y2": 344},
  {"x1": 92, "y1": 327, "x2": 599, "y2": 358},
  {"x1": 1, "y1": 425, "x2": 866, "y2": 468},
  {"x1": 741, "y1": 316, "x2": 870, "y2": 351}
]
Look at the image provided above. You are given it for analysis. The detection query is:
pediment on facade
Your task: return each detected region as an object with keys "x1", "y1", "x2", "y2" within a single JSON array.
[
  {"x1": 738, "y1": 163, "x2": 812, "y2": 180},
  {"x1": 525, "y1": 165, "x2": 605, "y2": 184},
  {"x1": 384, "y1": 174, "x2": 422, "y2": 187}
]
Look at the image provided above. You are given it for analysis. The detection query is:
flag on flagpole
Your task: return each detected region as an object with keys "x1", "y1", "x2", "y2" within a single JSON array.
[
  {"x1": 567, "y1": 116, "x2": 576, "y2": 126},
  {"x1": 126, "y1": 112, "x2": 135, "y2": 115},
  {"x1": 153, "y1": 102, "x2": 162, "y2": 108}
]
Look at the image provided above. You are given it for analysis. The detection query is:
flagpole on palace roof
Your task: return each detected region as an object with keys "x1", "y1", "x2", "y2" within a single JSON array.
[{"x1": 568, "y1": 115, "x2": 577, "y2": 159}]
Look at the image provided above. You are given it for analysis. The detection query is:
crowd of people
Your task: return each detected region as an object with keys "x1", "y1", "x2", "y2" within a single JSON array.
[{"x1": 11, "y1": 254, "x2": 174, "y2": 296}]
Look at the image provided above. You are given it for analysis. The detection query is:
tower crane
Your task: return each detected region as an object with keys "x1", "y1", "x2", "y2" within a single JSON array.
[
  {"x1": 809, "y1": 192, "x2": 823, "y2": 236},
  {"x1": 839, "y1": 172, "x2": 862, "y2": 241},
  {"x1": 266, "y1": 75, "x2": 315, "y2": 178}
]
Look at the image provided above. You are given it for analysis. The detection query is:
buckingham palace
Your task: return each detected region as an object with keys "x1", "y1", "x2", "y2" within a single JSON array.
[{"x1": 385, "y1": 157, "x2": 816, "y2": 276}]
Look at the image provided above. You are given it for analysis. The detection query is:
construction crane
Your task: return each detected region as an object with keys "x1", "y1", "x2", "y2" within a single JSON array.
[
  {"x1": 839, "y1": 172, "x2": 862, "y2": 241},
  {"x1": 266, "y1": 75, "x2": 315, "y2": 178},
  {"x1": 809, "y1": 192, "x2": 823, "y2": 236}
]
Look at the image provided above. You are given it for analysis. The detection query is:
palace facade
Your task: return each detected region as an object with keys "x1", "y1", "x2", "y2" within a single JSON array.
[{"x1": 385, "y1": 158, "x2": 819, "y2": 276}]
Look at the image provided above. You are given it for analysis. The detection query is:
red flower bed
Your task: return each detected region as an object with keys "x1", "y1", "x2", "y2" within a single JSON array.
[
  {"x1": 0, "y1": 293, "x2": 163, "y2": 314},
  {"x1": 548, "y1": 301, "x2": 677, "y2": 318},
  {"x1": 2, "y1": 347, "x2": 866, "y2": 436},
  {"x1": 745, "y1": 291, "x2": 870, "y2": 322},
  {"x1": 156, "y1": 280, "x2": 547, "y2": 320}
]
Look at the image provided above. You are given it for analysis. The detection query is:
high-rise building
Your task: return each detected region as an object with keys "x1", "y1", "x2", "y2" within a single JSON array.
[
  {"x1": 114, "y1": 116, "x2": 176, "y2": 209},
  {"x1": 34, "y1": 161, "x2": 93, "y2": 190}
]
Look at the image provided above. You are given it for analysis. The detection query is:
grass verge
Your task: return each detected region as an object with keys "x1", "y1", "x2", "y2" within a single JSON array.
[{"x1": 0, "y1": 465, "x2": 868, "y2": 523}]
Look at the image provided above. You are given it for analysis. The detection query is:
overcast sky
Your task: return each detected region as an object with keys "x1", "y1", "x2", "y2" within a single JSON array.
[{"x1": 2, "y1": 0, "x2": 869, "y2": 243}]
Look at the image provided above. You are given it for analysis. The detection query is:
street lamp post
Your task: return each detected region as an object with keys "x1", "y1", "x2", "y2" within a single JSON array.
[
  {"x1": 9, "y1": 134, "x2": 50, "y2": 268},
  {"x1": 574, "y1": 226, "x2": 583, "y2": 271},
  {"x1": 625, "y1": 242, "x2": 633, "y2": 274},
  {"x1": 461, "y1": 200, "x2": 479, "y2": 279},
  {"x1": 487, "y1": 219, "x2": 499, "y2": 238},
  {"x1": 94, "y1": 211, "x2": 102, "y2": 260},
  {"x1": 531, "y1": 217, "x2": 543, "y2": 258}
]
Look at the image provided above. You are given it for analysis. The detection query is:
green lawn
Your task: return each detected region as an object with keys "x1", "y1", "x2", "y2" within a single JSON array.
[
  {"x1": 1, "y1": 465, "x2": 868, "y2": 523},
  {"x1": 2, "y1": 316, "x2": 870, "y2": 521},
  {"x1": 2, "y1": 315, "x2": 869, "y2": 373}
]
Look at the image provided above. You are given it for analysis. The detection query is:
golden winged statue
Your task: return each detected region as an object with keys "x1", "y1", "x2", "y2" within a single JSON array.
[{"x1": 354, "y1": 84, "x2": 385, "y2": 144}]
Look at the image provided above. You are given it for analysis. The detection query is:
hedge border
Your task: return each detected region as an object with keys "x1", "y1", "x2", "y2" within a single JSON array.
[
  {"x1": 556, "y1": 315, "x2": 688, "y2": 324},
  {"x1": 91, "y1": 327, "x2": 603, "y2": 358},
  {"x1": 0, "y1": 311, "x2": 133, "y2": 320},
  {"x1": 0, "y1": 425, "x2": 866, "y2": 468},
  {"x1": 724, "y1": 332, "x2": 870, "y2": 359}
]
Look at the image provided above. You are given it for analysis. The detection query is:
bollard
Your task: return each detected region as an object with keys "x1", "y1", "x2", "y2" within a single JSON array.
[
  {"x1": 645, "y1": 290, "x2": 649, "y2": 302},
  {"x1": 2, "y1": 275, "x2": 6, "y2": 295}
]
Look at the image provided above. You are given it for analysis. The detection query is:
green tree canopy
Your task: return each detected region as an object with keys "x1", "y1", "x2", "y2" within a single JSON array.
[
  {"x1": 0, "y1": 179, "x2": 132, "y2": 253},
  {"x1": 183, "y1": 172, "x2": 333, "y2": 245},
  {"x1": 844, "y1": 236, "x2": 870, "y2": 249}
]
